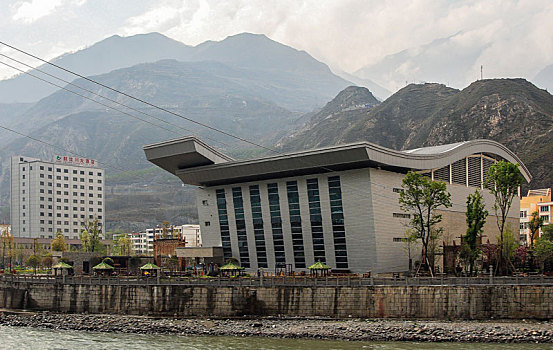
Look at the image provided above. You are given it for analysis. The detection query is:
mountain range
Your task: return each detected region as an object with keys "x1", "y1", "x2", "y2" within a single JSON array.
[
  {"x1": 1, "y1": 31, "x2": 553, "y2": 232},
  {"x1": 280, "y1": 79, "x2": 553, "y2": 190},
  {"x1": 0, "y1": 32, "x2": 356, "y2": 231}
]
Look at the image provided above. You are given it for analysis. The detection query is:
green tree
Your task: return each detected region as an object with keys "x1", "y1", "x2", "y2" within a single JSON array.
[
  {"x1": 399, "y1": 171, "x2": 452, "y2": 275},
  {"x1": 462, "y1": 190, "x2": 488, "y2": 275},
  {"x1": 542, "y1": 224, "x2": 553, "y2": 241},
  {"x1": 113, "y1": 234, "x2": 133, "y2": 256},
  {"x1": 161, "y1": 221, "x2": 171, "y2": 239},
  {"x1": 535, "y1": 234, "x2": 553, "y2": 272},
  {"x1": 80, "y1": 217, "x2": 104, "y2": 253},
  {"x1": 42, "y1": 254, "x2": 54, "y2": 269},
  {"x1": 528, "y1": 211, "x2": 544, "y2": 249},
  {"x1": 401, "y1": 229, "x2": 420, "y2": 272},
  {"x1": 1, "y1": 229, "x2": 14, "y2": 269},
  {"x1": 26, "y1": 254, "x2": 40, "y2": 274},
  {"x1": 484, "y1": 161, "x2": 525, "y2": 274},
  {"x1": 51, "y1": 232, "x2": 67, "y2": 252}
]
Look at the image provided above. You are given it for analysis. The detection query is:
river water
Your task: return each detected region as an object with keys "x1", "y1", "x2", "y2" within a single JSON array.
[{"x1": 2, "y1": 326, "x2": 553, "y2": 350}]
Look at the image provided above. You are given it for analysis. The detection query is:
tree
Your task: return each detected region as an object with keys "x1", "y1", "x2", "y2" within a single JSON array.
[
  {"x1": 528, "y1": 211, "x2": 544, "y2": 248},
  {"x1": 542, "y1": 224, "x2": 553, "y2": 241},
  {"x1": 26, "y1": 254, "x2": 40, "y2": 274},
  {"x1": 161, "y1": 221, "x2": 171, "y2": 239},
  {"x1": 484, "y1": 161, "x2": 525, "y2": 274},
  {"x1": 80, "y1": 217, "x2": 104, "y2": 253},
  {"x1": 79, "y1": 229, "x2": 91, "y2": 252},
  {"x1": 399, "y1": 172, "x2": 452, "y2": 275},
  {"x1": 499, "y1": 223, "x2": 517, "y2": 269},
  {"x1": 1, "y1": 229, "x2": 14, "y2": 269},
  {"x1": 113, "y1": 234, "x2": 132, "y2": 256},
  {"x1": 42, "y1": 254, "x2": 54, "y2": 269},
  {"x1": 535, "y1": 237, "x2": 553, "y2": 272},
  {"x1": 401, "y1": 229, "x2": 419, "y2": 273},
  {"x1": 462, "y1": 190, "x2": 488, "y2": 275},
  {"x1": 51, "y1": 232, "x2": 67, "y2": 252}
]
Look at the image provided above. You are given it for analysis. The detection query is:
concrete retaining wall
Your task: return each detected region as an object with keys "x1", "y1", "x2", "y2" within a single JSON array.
[{"x1": 2, "y1": 281, "x2": 553, "y2": 319}]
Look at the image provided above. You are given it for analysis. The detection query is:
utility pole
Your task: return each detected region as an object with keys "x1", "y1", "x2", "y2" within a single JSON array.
[{"x1": 481, "y1": 65, "x2": 483, "y2": 80}]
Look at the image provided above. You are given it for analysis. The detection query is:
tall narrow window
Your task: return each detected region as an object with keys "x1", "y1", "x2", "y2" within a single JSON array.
[
  {"x1": 249, "y1": 185, "x2": 267, "y2": 268},
  {"x1": 216, "y1": 189, "x2": 232, "y2": 261},
  {"x1": 328, "y1": 176, "x2": 348, "y2": 269},
  {"x1": 307, "y1": 178, "x2": 325, "y2": 263},
  {"x1": 267, "y1": 183, "x2": 286, "y2": 265},
  {"x1": 287, "y1": 181, "x2": 305, "y2": 268},
  {"x1": 232, "y1": 187, "x2": 250, "y2": 268}
]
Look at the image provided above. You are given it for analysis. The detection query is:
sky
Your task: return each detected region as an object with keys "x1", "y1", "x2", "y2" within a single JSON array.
[{"x1": 1, "y1": 0, "x2": 553, "y2": 91}]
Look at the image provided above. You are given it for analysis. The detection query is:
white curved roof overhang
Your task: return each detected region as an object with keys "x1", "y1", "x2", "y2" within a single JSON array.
[{"x1": 143, "y1": 137, "x2": 531, "y2": 187}]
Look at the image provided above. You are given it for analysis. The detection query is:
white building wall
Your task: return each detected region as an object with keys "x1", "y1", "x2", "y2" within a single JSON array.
[
  {"x1": 196, "y1": 169, "x2": 379, "y2": 272},
  {"x1": 195, "y1": 166, "x2": 522, "y2": 274},
  {"x1": 10, "y1": 156, "x2": 105, "y2": 239}
]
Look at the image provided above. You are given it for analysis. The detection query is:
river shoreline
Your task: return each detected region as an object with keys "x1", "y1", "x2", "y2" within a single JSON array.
[{"x1": 1, "y1": 310, "x2": 553, "y2": 343}]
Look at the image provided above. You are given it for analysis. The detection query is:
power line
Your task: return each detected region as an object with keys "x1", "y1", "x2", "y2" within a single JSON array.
[
  {"x1": 0, "y1": 60, "x2": 177, "y2": 136},
  {"x1": 0, "y1": 41, "x2": 492, "y2": 209},
  {"x1": 0, "y1": 44, "x2": 424, "y2": 201},
  {"x1": 0, "y1": 40, "x2": 281, "y2": 155},
  {"x1": 0, "y1": 123, "x2": 127, "y2": 173},
  {"x1": 0, "y1": 54, "x2": 233, "y2": 151}
]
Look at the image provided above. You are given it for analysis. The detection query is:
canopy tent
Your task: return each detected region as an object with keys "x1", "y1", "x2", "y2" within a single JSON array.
[
  {"x1": 140, "y1": 262, "x2": 161, "y2": 276},
  {"x1": 92, "y1": 261, "x2": 114, "y2": 270},
  {"x1": 52, "y1": 261, "x2": 73, "y2": 276},
  {"x1": 140, "y1": 263, "x2": 161, "y2": 270},
  {"x1": 92, "y1": 261, "x2": 114, "y2": 276},
  {"x1": 308, "y1": 261, "x2": 331, "y2": 276},
  {"x1": 53, "y1": 262, "x2": 73, "y2": 269},
  {"x1": 220, "y1": 261, "x2": 244, "y2": 276}
]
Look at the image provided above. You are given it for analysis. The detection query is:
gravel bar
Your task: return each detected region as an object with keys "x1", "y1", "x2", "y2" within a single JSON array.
[{"x1": 1, "y1": 310, "x2": 553, "y2": 343}]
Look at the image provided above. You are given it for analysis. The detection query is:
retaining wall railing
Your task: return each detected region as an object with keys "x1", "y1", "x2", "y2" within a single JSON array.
[{"x1": 2, "y1": 274, "x2": 553, "y2": 287}]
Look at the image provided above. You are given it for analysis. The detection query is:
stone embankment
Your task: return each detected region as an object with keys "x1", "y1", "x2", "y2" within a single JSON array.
[{"x1": 1, "y1": 311, "x2": 553, "y2": 343}]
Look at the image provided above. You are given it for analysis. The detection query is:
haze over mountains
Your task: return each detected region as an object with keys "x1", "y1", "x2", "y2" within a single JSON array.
[
  {"x1": 1, "y1": 31, "x2": 553, "y2": 231},
  {"x1": 0, "y1": 32, "x2": 352, "y2": 106},
  {"x1": 0, "y1": 32, "x2": 355, "y2": 230},
  {"x1": 354, "y1": 31, "x2": 553, "y2": 94}
]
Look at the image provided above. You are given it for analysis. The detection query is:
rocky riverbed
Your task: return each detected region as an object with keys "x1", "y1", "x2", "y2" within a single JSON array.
[{"x1": 1, "y1": 310, "x2": 553, "y2": 343}]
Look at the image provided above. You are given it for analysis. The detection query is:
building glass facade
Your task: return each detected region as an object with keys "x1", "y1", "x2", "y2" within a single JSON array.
[
  {"x1": 215, "y1": 189, "x2": 232, "y2": 261},
  {"x1": 232, "y1": 187, "x2": 250, "y2": 268},
  {"x1": 249, "y1": 185, "x2": 267, "y2": 268},
  {"x1": 267, "y1": 183, "x2": 286, "y2": 265},
  {"x1": 328, "y1": 176, "x2": 348, "y2": 269},
  {"x1": 307, "y1": 178, "x2": 326, "y2": 263},
  {"x1": 286, "y1": 181, "x2": 306, "y2": 268}
]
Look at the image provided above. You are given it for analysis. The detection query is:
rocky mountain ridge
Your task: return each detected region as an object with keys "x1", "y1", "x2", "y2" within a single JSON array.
[{"x1": 280, "y1": 79, "x2": 553, "y2": 189}]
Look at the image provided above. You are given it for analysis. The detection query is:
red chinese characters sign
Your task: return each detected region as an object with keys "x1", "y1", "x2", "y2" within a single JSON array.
[{"x1": 54, "y1": 155, "x2": 97, "y2": 167}]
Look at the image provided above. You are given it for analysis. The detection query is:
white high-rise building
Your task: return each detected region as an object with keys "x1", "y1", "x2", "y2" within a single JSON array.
[{"x1": 10, "y1": 155, "x2": 105, "y2": 239}]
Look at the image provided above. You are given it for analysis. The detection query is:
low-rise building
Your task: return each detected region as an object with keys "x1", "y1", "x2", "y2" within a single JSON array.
[
  {"x1": 520, "y1": 188, "x2": 551, "y2": 245},
  {"x1": 129, "y1": 224, "x2": 202, "y2": 255}
]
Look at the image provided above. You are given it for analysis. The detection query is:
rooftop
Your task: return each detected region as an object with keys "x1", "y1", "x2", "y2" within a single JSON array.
[{"x1": 143, "y1": 137, "x2": 532, "y2": 187}]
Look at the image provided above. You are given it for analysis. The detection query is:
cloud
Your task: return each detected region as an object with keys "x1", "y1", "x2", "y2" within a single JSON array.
[
  {"x1": 2, "y1": 0, "x2": 553, "y2": 89},
  {"x1": 118, "y1": 0, "x2": 553, "y2": 79},
  {"x1": 11, "y1": 0, "x2": 88, "y2": 24},
  {"x1": 11, "y1": 0, "x2": 64, "y2": 23}
]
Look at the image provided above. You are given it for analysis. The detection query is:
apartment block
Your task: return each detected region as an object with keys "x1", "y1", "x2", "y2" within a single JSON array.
[
  {"x1": 520, "y1": 188, "x2": 551, "y2": 245},
  {"x1": 10, "y1": 155, "x2": 105, "y2": 239}
]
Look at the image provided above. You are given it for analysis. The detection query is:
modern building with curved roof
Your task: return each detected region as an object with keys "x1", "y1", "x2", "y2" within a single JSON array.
[{"x1": 144, "y1": 137, "x2": 530, "y2": 274}]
